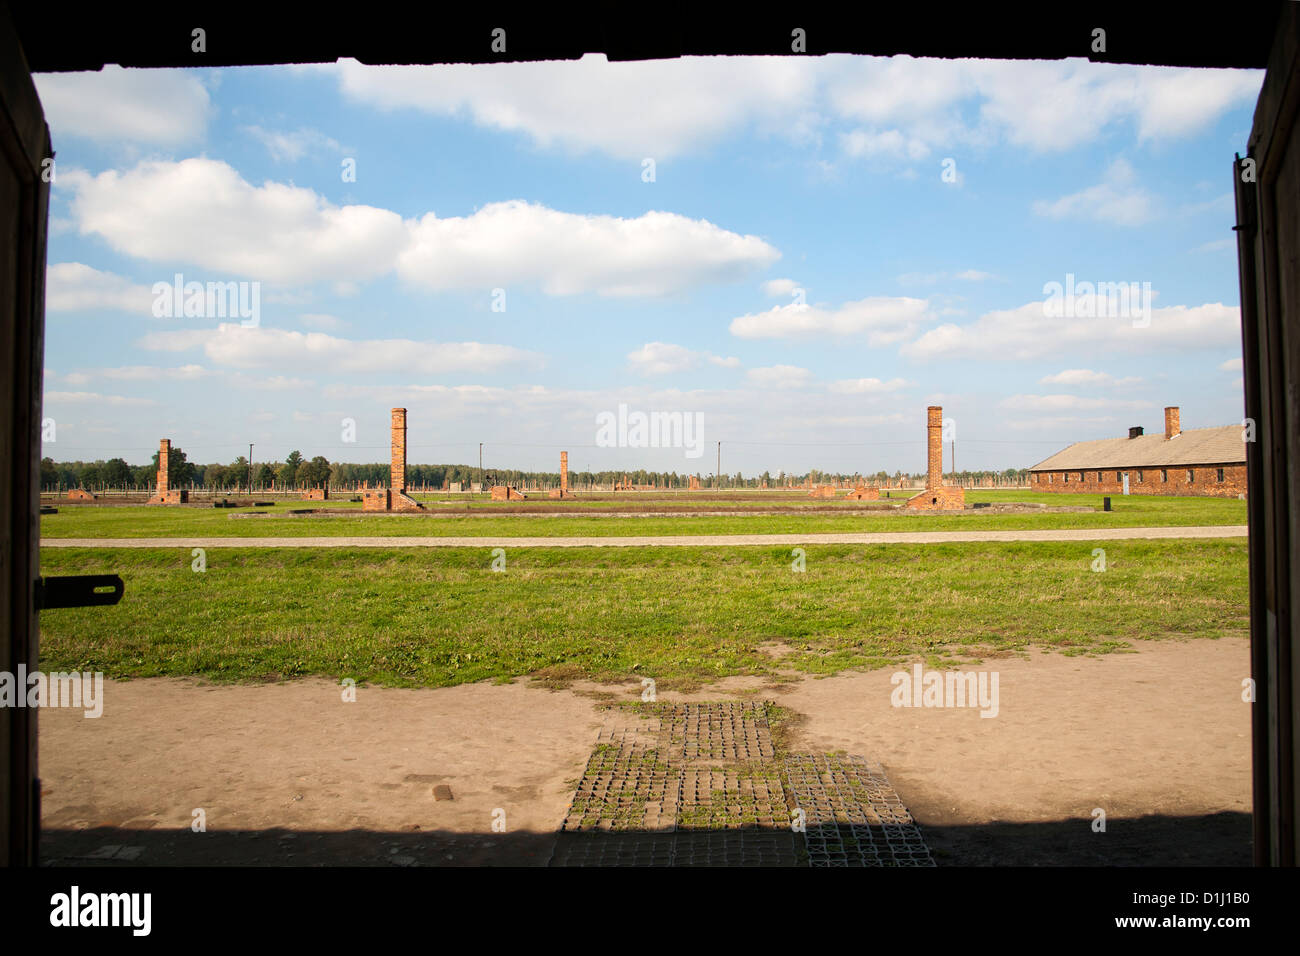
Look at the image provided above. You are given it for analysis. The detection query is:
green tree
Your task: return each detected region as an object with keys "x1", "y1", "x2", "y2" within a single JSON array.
[
  {"x1": 298, "y1": 455, "x2": 332, "y2": 488},
  {"x1": 101, "y1": 457, "x2": 132, "y2": 487}
]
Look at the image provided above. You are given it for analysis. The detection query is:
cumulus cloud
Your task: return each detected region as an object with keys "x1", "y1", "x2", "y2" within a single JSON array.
[
  {"x1": 63, "y1": 160, "x2": 777, "y2": 295},
  {"x1": 627, "y1": 342, "x2": 741, "y2": 376},
  {"x1": 729, "y1": 296, "x2": 930, "y2": 345},
  {"x1": 1032, "y1": 158, "x2": 1156, "y2": 226},
  {"x1": 307, "y1": 55, "x2": 819, "y2": 160},
  {"x1": 761, "y1": 278, "x2": 799, "y2": 297},
  {"x1": 33, "y1": 66, "x2": 212, "y2": 144},
  {"x1": 828, "y1": 377, "x2": 908, "y2": 394},
  {"x1": 140, "y1": 324, "x2": 539, "y2": 375},
  {"x1": 1039, "y1": 369, "x2": 1143, "y2": 386},
  {"x1": 302, "y1": 55, "x2": 1260, "y2": 164},
  {"x1": 398, "y1": 201, "x2": 779, "y2": 296},
  {"x1": 64, "y1": 159, "x2": 408, "y2": 285},
  {"x1": 902, "y1": 300, "x2": 1240, "y2": 360},
  {"x1": 59, "y1": 365, "x2": 212, "y2": 386},
  {"x1": 43, "y1": 391, "x2": 156, "y2": 406},
  {"x1": 45, "y1": 262, "x2": 155, "y2": 314}
]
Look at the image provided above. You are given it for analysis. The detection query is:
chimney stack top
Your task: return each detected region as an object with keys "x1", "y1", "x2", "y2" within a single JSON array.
[{"x1": 1164, "y1": 406, "x2": 1181, "y2": 440}]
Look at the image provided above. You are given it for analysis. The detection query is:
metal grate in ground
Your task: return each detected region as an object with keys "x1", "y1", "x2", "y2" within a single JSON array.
[
  {"x1": 658, "y1": 701, "x2": 775, "y2": 763},
  {"x1": 784, "y1": 752, "x2": 935, "y2": 867},
  {"x1": 551, "y1": 703, "x2": 930, "y2": 867}
]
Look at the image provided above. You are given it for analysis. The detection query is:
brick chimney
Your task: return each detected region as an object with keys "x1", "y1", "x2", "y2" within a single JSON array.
[
  {"x1": 1164, "y1": 406, "x2": 1180, "y2": 440},
  {"x1": 157, "y1": 438, "x2": 170, "y2": 494},
  {"x1": 927, "y1": 406, "x2": 943, "y2": 489},
  {"x1": 390, "y1": 408, "x2": 407, "y2": 492}
]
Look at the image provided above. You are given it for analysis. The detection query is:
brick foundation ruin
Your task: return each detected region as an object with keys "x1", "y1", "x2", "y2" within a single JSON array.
[
  {"x1": 67, "y1": 488, "x2": 97, "y2": 501},
  {"x1": 303, "y1": 487, "x2": 329, "y2": 500},
  {"x1": 361, "y1": 408, "x2": 426, "y2": 512},
  {"x1": 808, "y1": 485, "x2": 837, "y2": 498},
  {"x1": 146, "y1": 438, "x2": 188, "y2": 504},
  {"x1": 845, "y1": 485, "x2": 880, "y2": 500},
  {"x1": 906, "y1": 406, "x2": 965, "y2": 511}
]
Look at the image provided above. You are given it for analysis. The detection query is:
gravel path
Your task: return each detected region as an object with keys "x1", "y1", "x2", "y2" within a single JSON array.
[{"x1": 41, "y1": 525, "x2": 1248, "y2": 548}]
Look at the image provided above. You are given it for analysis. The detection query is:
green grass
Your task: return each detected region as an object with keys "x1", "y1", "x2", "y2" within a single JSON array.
[
  {"x1": 38, "y1": 539, "x2": 1248, "y2": 689},
  {"x1": 39, "y1": 490, "x2": 1247, "y2": 539}
]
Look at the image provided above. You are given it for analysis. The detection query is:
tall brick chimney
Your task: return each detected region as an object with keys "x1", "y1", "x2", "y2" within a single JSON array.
[
  {"x1": 560, "y1": 450, "x2": 568, "y2": 494},
  {"x1": 927, "y1": 406, "x2": 943, "y2": 489},
  {"x1": 390, "y1": 408, "x2": 407, "y2": 492},
  {"x1": 1164, "y1": 406, "x2": 1180, "y2": 440},
  {"x1": 157, "y1": 438, "x2": 170, "y2": 495}
]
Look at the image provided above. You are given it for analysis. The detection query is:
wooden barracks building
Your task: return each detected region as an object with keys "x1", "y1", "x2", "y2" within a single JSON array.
[{"x1": 1028, "y1": 406, "x2": 1247, "y2": 498}]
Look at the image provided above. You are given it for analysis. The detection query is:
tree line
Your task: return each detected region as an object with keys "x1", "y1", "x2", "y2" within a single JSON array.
[{"x1": 41, "y1": 451, "x2": 1031, "y2": 491}]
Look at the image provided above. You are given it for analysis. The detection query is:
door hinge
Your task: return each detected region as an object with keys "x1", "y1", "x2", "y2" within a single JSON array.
[{"x1": 35, "y1": 574, "x2": 124, "y2": 610}]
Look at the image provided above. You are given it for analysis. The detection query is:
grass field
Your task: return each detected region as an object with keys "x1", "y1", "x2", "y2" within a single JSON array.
[
  {"x1": 39, "y1": 490, "x2": 1247, "y2": 539},
  {"x1": 38, "y1": 539, "x2": 1248, "y2": 690}
]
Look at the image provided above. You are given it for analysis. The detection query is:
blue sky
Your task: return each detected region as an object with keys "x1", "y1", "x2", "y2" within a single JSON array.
[{"x1": 34, "y1": 55, "x2": 1261, "y2": 477}]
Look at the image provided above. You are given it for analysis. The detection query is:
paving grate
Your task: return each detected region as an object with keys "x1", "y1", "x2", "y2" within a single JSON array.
[
  {"x1": 659, "y1": 701, "x2": 775, "y2": 763},
  {"x1": 551, "y1": 704, "x2": 930, "y2": 867},
  {"x1": 784, "y1": 753, "x2": 935, "y2": 867}
]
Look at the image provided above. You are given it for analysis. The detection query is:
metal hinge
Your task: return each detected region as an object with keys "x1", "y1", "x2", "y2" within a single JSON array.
[{"x1": 34, "y1": 574, "x2": 124, "y2": 610}]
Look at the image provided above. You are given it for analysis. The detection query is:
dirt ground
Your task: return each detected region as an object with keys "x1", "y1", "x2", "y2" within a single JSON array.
[{"x1": 38, "y1": 637, "x2": 1252, "y2": 866}]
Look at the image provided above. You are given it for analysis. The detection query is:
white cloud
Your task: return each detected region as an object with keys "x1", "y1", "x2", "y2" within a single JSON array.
[
  {"x1": 65, "y1": 159, "x2": 408, "y2": 286},
  {"x1": 244, "y1": 125, "x2": 343, "y2": 162},
  {"x1": 45, "y1": 262, "x2": 154, "y2": 314},
  {"x1": 628, "y1": 342, "x2": 701, "y2": 376},
  {"x1": 761, "y1": 278, "x2": 799, "y2": 297},
  {"x1": 746, "y1": 365, "x2": 812, "y2": 389},
  {"x1": 1220, "y1": 357, "x2": 1243, "y2": 371},
  {"x1": 1039, "y1": 369, "x2": 1142, "y2": 386},
  {"x1": 43, "y1": 391, "x2": 156, "y2": 406},
  {"x1": 140, "y1": 324, "x2": 539, "y2": 375},
  {"x1": 841, "y1": 128, "x2": 930, "y2": 160},
  {"x1": 62, "y1": 365, "x2": 212, "y2": 385},
  {"x1": 953, "y1": 269, "x2": 995, "y2": 281},
  {"x1": 828, "y1": 377, "x2": 908, "y2": 394},
  {"x1": 309, "y1": 55, "x2": 818, "y2": 161},
  {"x1": 627, "y1": 342, "x2": 740, "y2": 376},
  {"x1": 64, "y1": 160, "x2": 778, "y2": 295},
  {"x1": 33, "y1": 66, "x2": 212, "y2": 144},
  {"x1": 398, "y1": 200, "x2": 779, "y2": 296},
  {"x1": 1032, "y1": 158, "x2": 1156, "y2": 227},
  {"x1": 902, "y1": 300, "x2": 1240, "y2": 361},
  {"x1": 730, "y1": 296, "x2": 930, "y2": 345},
  {"x1": 305, "y1": 55, "x2": 1261, "y2": 163}
]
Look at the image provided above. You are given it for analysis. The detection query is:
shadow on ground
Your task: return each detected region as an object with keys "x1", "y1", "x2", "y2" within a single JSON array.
[{"x1": 42, "y1": 811, "x2": 1250, "y2": 867}]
